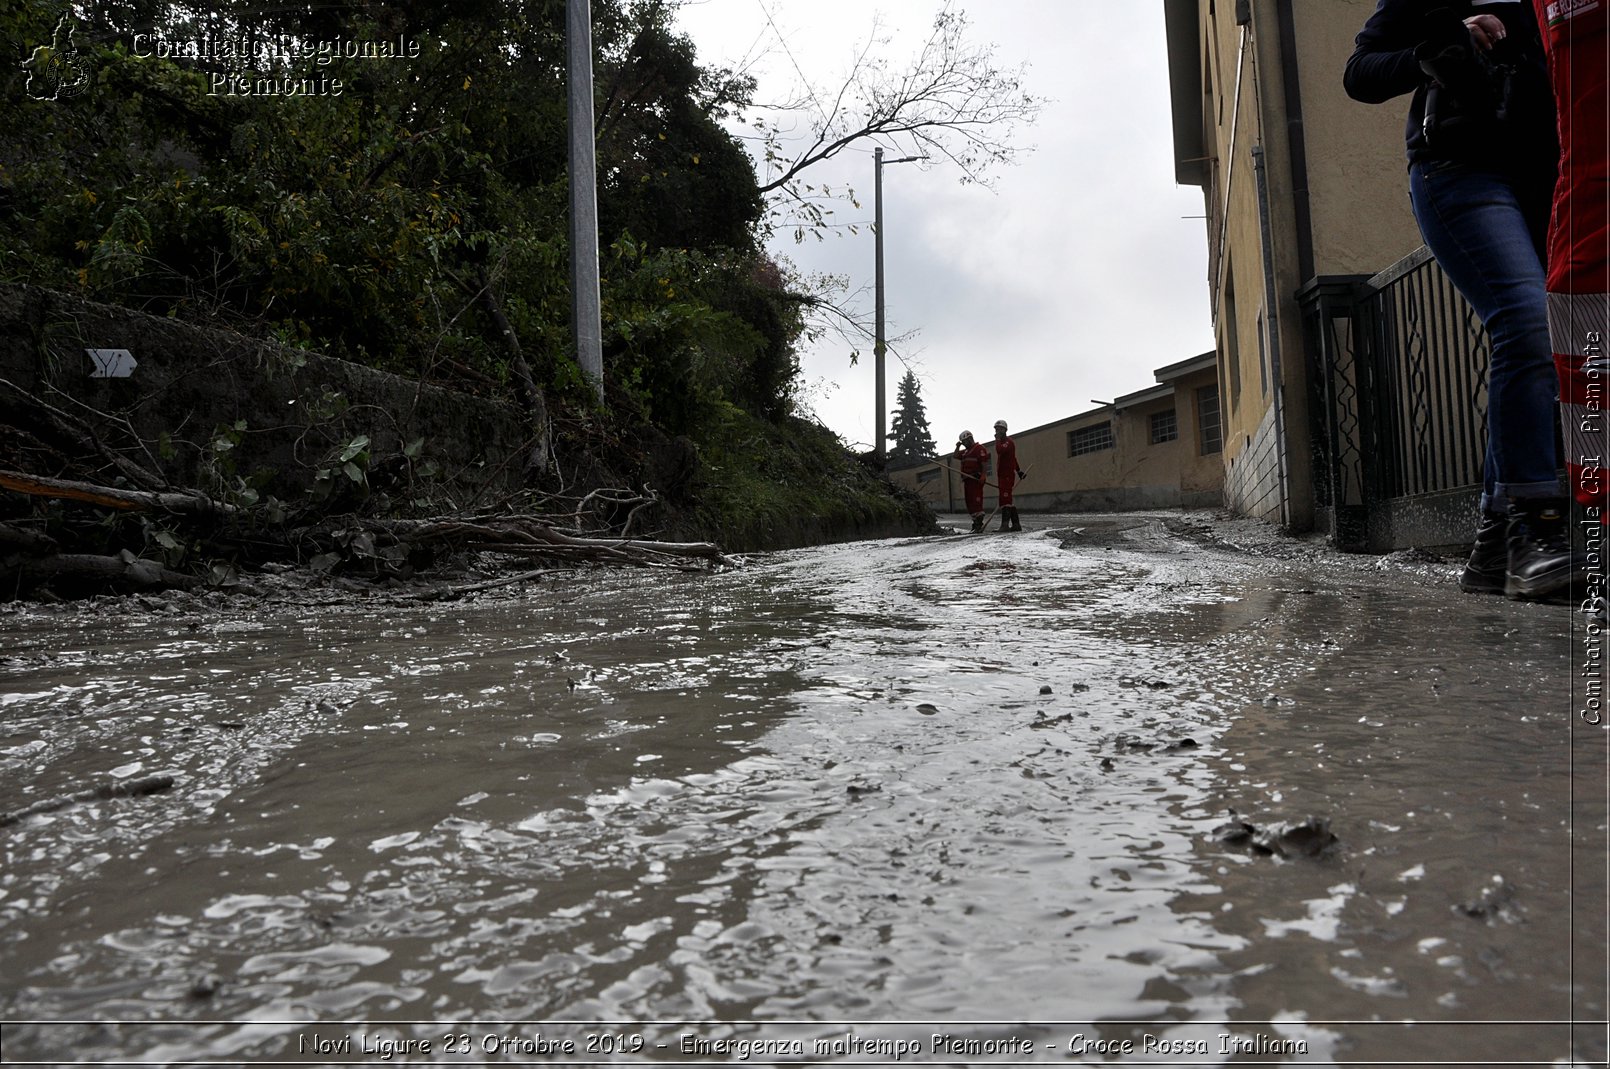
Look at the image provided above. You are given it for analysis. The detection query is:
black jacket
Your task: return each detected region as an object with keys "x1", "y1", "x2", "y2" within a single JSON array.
[{"x1": 1344, "y1": 0, "x2": 1555, "y2": 173}]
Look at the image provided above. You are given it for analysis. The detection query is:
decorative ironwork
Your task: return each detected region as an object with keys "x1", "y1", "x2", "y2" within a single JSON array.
[{"x1": 1300, "y1": 249, "x2": 1490, "y2": 550}]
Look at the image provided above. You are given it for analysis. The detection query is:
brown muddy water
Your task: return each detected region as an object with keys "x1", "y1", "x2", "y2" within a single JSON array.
[{"x1": 0, "y1": 513, "x2": 1604, "y2": 1066}]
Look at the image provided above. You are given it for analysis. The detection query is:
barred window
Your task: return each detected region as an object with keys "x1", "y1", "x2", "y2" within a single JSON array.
[
  {"x1": 1197, "y1": 385, "x2": 1223, "y2": 455},
  {"x1": 1068, "y1": 422, "x2": 1114, "y2": 457},
  {"x1": 1150, "y1": 409, "x2": 1178, "y2": 444}
]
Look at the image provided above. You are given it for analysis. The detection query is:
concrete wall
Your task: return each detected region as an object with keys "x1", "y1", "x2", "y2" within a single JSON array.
[
  {"x1": 0, "y1": 284, "x2": 532, "y2": 506},
  {"x1": 890, "y1": 366, "x2": 1225, "y2": 513}
]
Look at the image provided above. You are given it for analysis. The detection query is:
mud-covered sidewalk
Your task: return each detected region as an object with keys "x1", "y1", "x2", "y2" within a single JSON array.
[{"x1": 1, "y1": 509, "x2": 1605, "y2": 1065}]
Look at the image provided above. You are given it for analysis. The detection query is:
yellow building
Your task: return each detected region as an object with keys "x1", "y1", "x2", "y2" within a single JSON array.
[
  {"x1": 889, "y1": 354, "x2": 1224, "y2": 513},
  {"x1": 1164, "y1": 0, "x2": 1424, "y2": 532}
]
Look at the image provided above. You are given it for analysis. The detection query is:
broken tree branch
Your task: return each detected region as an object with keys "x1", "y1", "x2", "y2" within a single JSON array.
[{"x1": 0, "y1": 469, "x2": 240, "y2": 518}]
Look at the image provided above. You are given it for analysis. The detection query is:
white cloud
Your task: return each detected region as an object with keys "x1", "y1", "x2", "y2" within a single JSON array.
[{"x1": 674, "y1": 0, "x2": 1216, "y2": 451}]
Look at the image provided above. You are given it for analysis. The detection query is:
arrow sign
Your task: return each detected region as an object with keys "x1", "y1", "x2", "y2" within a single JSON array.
[{"x1": 86, "y1": 348, "x2": 137, "y2": 378}]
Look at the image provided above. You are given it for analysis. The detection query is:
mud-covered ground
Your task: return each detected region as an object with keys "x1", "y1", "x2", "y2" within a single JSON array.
[{"x1": 0, "y1": 510, "x2": 1605, "y2": 1066}]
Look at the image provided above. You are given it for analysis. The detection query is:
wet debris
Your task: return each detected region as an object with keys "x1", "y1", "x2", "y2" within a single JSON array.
[
  {"x1": 1375, "y1": 546, "x2": 1448, "y2": 569},
  {"x1": 1110, "y1": 733, "x2": 1199, "y2": 754},
  {"x1": 1212, "y1": 814, "x2": 1339, "y2": 859},
  {"x1": 1038, "y1": 685, "x2": 1053, "y2": 695},
  {"x1": 1456, "y1": 875, "x2": 1522, "y2": 925},
  {"x1": 1119, "y1": 676, "x2": 1174, "y2": 690},
  {"x1": 0, "y1": 774, "x2": 176, "y2": 828},
  {"x1": 188, "y1": 973, "x2": 225, "y2": 1000},
  {"x1": 915, "y1": 703, "x2": 940, "y2": 716},
  {"x1": 1031, "y1": 711, "x2": 1074, "y2": 729},
  {"x1": 845, "y1": 781, "x2": 882, "y2": 798}
]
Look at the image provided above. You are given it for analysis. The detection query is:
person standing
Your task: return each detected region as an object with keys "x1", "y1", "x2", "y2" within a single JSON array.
[
  {"x1": 992, "y1": 420, "x2": 1027, "y2": 532},
  {"x1": 1345, "y1": 0, "x2": 1586, "y2": 602},
  {"x1": 1532, "y1": 0, "x2": 1608, "y2": 587},
  {"x1": 955, "y1": 429, "x2": 990, "y2": 533}
]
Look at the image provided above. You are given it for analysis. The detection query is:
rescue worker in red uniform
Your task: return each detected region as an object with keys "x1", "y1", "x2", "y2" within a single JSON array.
[
  {"x1": 1534, "y1": 0, "x2": 1609, "y2": 618},
  {"x1": 1535, "y1": 0, "x2": 1608, "y2": 513},
  {"x1": 955, "y1": 429, "x2": 990, "y2": 532},
  {"x1": 992, "y1": 419, "x2": 1026, "y2": 532}
]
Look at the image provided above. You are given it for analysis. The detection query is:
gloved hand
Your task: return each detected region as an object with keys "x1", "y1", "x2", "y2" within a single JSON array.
[{"x1": 1017, "y1": 469, "x2": 1027, "y2": 480}]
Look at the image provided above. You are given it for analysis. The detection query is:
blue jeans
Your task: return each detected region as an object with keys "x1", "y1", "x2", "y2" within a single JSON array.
[{"x1": 1409, "y1": 160, "x2": 1561, "y2": 513}]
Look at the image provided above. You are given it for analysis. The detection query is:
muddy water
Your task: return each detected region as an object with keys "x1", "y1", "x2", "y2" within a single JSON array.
[{"x1": 0, "y1": 514, "x2": 1604, "y2": 1065}]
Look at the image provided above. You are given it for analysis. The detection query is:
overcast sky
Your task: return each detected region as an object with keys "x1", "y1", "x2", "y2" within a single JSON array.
[{"x1": 672, "y1": 0, "x2": 1216, "y2": 453}]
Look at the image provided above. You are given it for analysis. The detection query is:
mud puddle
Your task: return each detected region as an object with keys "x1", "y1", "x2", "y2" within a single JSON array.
[{"x1": 0, "y1": 513, "x2": 1603, "y2": 1064}]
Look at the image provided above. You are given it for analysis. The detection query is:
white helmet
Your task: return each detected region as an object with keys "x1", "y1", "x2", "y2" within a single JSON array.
[
  {"x1": 994, "y1": 419, "x2": 1008, "y2": 431},
  {"x1": 959, "y1": 430, "x2": 974, "y2": 443}
]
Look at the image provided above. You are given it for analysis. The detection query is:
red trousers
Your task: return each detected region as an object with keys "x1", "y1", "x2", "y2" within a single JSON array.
[
  {"x1": 963, "y1": 476, "x2": 985, "y2": 515},
  {"x1": 1538, "y1": 0, "x2": 1610, "y2": 517}
]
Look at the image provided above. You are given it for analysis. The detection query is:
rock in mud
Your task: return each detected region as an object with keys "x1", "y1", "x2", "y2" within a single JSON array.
[
  {"x1": 1212, "y1": 814, "x2": 1339, "y2": 859},
  {"x1": 1456, "y1": 875, "x2": 1521, "y2": 924},
  {"x1": 188, "y1": 973, "x2": 224, "y2": 999}
]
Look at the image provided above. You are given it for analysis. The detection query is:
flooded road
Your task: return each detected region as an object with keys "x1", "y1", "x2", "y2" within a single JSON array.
[{"x1": 1, "y1": 513, "x2": 1605, "y2": 1065}]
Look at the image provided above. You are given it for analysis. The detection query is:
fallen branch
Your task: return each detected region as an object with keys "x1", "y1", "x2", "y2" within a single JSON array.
[
  {"x1": 371, "y1": 516, "x2": 737, "y2": 568},
  {"x1": 0, "y1": 469, "x2": 239, "y2": 518},
  {"x1": 0, "y1": 377, "x2": 169, "y2": 493},
  {"x1": 0, "y1": 774, "x2": 176, "y2": 829},
  {"x1": 0, "y1": 521, "x2": 58, "y2": 555},
  {"x1": 3, "y1": 552, "x2": 205, "y2": 592},
  {"x1": 396, "y1": 566, "x2": 570, "y2": 602}
]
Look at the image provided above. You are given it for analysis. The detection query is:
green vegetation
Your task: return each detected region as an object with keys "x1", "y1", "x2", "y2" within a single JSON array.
[
  {"x1": 1, "y1": 0, "x2": 933, "y2": 550},
  {"x1": 888, "y1": 369, "x2": 937, "y2": 462},
  {"x1": 687, "y1": 403, "x2": 931, "y2": 550}
]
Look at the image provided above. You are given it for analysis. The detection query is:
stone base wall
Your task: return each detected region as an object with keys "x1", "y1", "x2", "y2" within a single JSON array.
[{"x1": 0, "y1": 284, "x2": 531, "y2": 506}]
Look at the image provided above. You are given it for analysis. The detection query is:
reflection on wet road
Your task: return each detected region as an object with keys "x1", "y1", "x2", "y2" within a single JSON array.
[{"x1": 0, "y1": 514, "x2": 1604, "y2": 1063}]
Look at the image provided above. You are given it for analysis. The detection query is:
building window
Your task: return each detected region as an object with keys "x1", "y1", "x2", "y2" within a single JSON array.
[
  {"x1": 1197, "y1": 385, "x2": 1223, "y2": 455},
  {"x1": 1257, "y1": 310, "x2": 1269, "y2": 396},
  {"x1": 917, "y1": 468, "x2": 939, "y2": 484},
  {"x1": 1150, "y1": 409, "x2": 1178, "y2": 444},
  {"x1": 1068, "y1": 422, "x2": 1114, "y2": 457}
]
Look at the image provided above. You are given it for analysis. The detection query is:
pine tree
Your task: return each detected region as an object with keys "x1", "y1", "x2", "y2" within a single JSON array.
[{"x1": 888, "y1": 370, "x2": 937, "y2": 461}]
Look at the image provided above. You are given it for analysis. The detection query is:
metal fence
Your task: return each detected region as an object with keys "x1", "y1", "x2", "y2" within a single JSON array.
[{"x1": 1302, "y1": 247, "x2": 1492, "y2": 551}]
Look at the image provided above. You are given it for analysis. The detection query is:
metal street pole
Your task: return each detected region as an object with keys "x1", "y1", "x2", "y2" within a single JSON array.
[
  {"x1": 567, "y1": 0, "x2": 604, "y2": 402},
  {"x1": 873, "y1": 149, "x2": 925, "y2": 464},
  {"x1": 874, "y1": 148, "x2": 886, "y2": 463}
]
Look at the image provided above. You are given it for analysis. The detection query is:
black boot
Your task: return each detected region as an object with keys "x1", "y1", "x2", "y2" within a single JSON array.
[
  {"x1": 1459, "y1": 510, "x2": 1507, "y2": 594},
  {"x1": 997, "y1": 509, "x2": 1011, "y2": 532},
  {"x1": 1505, "y1": 497, "x2": 1588, "y2": 601},
  {"x1": 971, "y1": 513, "x2": 985, "y2": 534},
  {"x1": 1009, "y1": 507, "x2": 1023, "y2": 532}
]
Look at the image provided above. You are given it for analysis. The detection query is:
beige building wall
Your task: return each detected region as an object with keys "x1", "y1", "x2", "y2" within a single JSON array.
[
  {"x1": 1166, "y1": 0, "x2": 1429, "y2": 528},
  {"x1": 1290, "y1": 2, "x2": 1422, "y2": 273},
  {"x1": 887, "y1": 357, "x2": 1224, "y2": 513}
]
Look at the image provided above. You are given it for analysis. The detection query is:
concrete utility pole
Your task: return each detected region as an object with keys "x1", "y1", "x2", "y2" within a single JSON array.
[
  {"x1": 567, "y1": 0, "x2": 604, "y2": 402},
  {"x1": 873, "y1": 148, "x2": 925, "y2": 463}
]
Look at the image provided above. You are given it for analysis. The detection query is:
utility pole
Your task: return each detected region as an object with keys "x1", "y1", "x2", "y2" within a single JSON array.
[
  {"x1": 567, "y1": 0, "x2": 604, "y2": 402},
  {"x1": 873, "y1": 148, "x2": 925, "y2": 463}
]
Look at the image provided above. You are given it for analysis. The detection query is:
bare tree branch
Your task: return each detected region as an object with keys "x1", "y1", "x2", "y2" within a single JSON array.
[{"x1": 744, "y1": 3, "x2": 1042, "y2": 205}]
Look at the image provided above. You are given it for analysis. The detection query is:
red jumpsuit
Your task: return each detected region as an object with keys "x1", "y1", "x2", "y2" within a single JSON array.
[
  {"x1": 956, "y1": 440, "x2": 990, "y2": 515},
  {"x1": 994, "y1": 435, "x2": 1019, "y2": 506},
  {"x1": 1536, "y1": 0, "x2": 1609, "y2": 521}
]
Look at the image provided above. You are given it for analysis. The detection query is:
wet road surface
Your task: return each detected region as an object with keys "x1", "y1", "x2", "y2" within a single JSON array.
[{"x1": 0, "y1": 512, "x2": 1605, "y2": 1065}]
